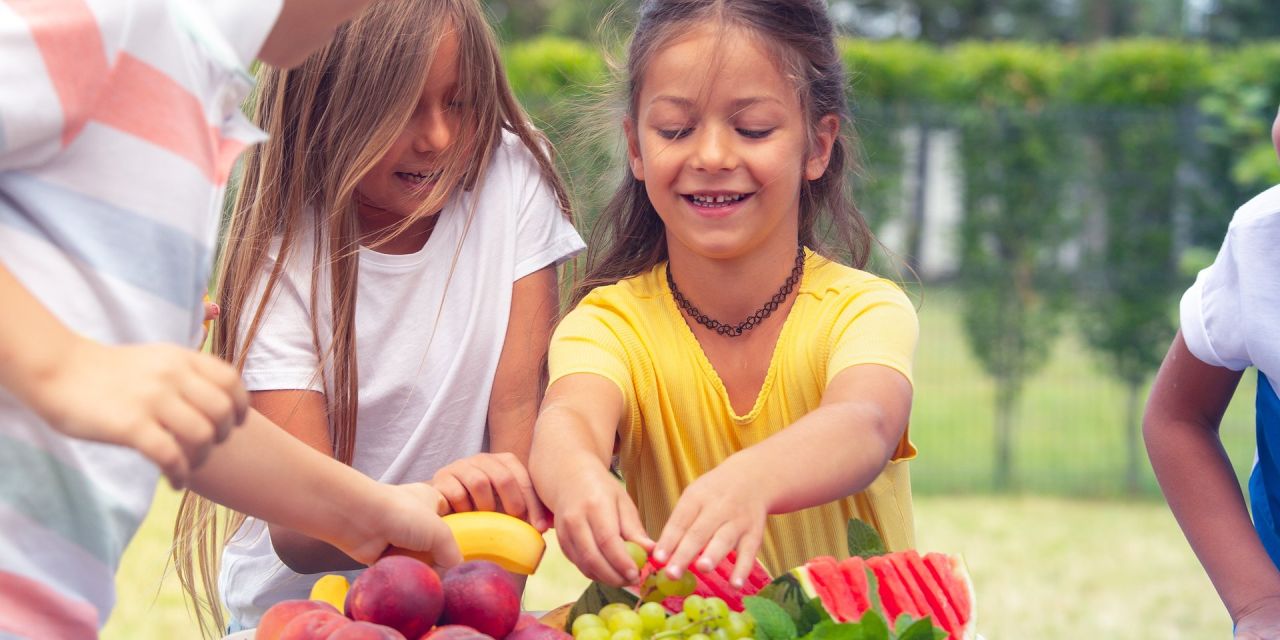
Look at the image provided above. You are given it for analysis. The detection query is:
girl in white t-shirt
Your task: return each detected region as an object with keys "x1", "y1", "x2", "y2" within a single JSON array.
[{"x1": 172, "y1": 0, "x2": 584, "y2": 631}]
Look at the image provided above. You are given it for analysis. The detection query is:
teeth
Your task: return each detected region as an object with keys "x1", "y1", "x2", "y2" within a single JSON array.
[{"x1": 690, "y1": 193, "x2": 745, "y2": 205}]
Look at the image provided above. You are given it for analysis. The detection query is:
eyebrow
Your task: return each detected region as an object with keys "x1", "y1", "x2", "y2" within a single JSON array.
[{"x1": 649, "y1": 95, "x2": 783, "y2": 111}]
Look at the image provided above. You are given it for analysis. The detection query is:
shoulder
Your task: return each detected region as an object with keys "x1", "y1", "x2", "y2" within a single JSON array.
[
  {"x1": 801, "y1": 253, "x2": 912, "y2": 309},
  {"x1": 1217, "y1": 185, "x2": 1280, "y2": 271},
  {"x1": 562, "y1": 268, "x2": 667, "y2": 326}
]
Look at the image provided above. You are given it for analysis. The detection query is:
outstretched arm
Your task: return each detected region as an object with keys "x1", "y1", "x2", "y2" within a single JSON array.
[
  {"x1": 257, "y1": 0, "x2": 379, "y2": 69},
  {"x1": 530, "y1": 374, "x2": 652, "y2": 586},
  {"x1": 653, "y1": 363, "x2": 911, "y2": 587},
  {"x1": 1144, "y1": 331, "x2": 1280, "y2": 636}
]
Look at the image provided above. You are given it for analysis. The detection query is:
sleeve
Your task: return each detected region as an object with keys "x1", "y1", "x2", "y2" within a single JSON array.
[
  {"x1": 185, "y1": 0, "x2": 285, "y2": 70},
  {"x1": 0, "y1": 1, "x2": 99, "y2": 169},
  {"x1": 825, "y1": 279, "x2": 919, "y2": 388},
  {"x1": 237, "y1": 254, "x2": 326, "y2": 393},
  {"x1": 547, "y1": 293, "x2": 636, "y2": 413},
  {"x1": 508, "y1": 139, "x2": 586, "y2": 280},
  {"x1": 1180, "y1": 222, "x2": 1251, "y2": 371}
]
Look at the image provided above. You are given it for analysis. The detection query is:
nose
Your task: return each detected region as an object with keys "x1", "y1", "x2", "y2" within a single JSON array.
[
  {"x1": 690, "y1": 124, "x2": 738, "y2": 173},
  {"x1": 412, "y1": 108, "x2": 453, "y2": 154}
]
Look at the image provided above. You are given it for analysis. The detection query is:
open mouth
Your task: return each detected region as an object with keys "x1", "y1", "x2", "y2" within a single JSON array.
[
  {"x1": 395, "y1": 170, "x2": 440, "y2": 186},
  {"x1": 684, "y1": 192, "x2": 752, "y2": 208}
]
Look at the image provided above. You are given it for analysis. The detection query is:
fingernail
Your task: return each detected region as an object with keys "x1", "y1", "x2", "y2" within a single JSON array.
[
  {"x1": 731, "y1": 578, "x2": 743, "y2": 589},
  {"x1": 210, "y1": 303, "x2": 220, "y2": 318},
  {"x1": 666, "y1": 566, "x2": 682, "y2": 579},
  {"x1": 698, "y1": 557, "x2": 712, "y2": 572},
  {"x1": 626, "y1": 569, "x2": 638, "y2": 582},
  {"x1": 653, "y1": 548, "x2": 667, "y2": 562}
]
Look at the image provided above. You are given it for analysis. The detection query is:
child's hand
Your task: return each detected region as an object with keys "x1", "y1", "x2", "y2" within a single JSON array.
[
  {"x1": 200, "y1": 294, "x2": 218, "y2": 346},
  {"x1": 653, "y1": 457, "x2": 767, "y2": 590},
  {"x1": 29, "y1": 336, "x2": 249, "y2": 489},
  {"x1": 344, "y1": 482, "x2": 463, "y2": 570},
  {"x1": 552, "y1": 465, "x2": 653, "y2": 586},
  {"x1": 430, "y1": 452, "x2": 551, "y2": 531},
  {"x1": 1235, "y1": 596, "x2": 1280, "y2": 639}
]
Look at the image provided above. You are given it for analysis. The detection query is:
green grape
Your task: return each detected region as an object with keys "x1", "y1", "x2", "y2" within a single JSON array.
[
  {"x1": 573, "y1": 614, "x2": 608, "y2": 635},
  {"x1": 725, "y1": 612, "x2": 754, "y2": 638},
  {"x1": 663, "y1": 612, "x2": 691, "y2": 632},
  {"x1": 655, "y1": 571, "x2": 698, "y2": 597},
  {"x1": 607, "y1": 610, "x2": 645, "y2": 634},
  {"x1": 609, "y1": 630, "x2": 640, "y2": 640},
  {"x1": 703, "y1": 597, "x2": 729, "y2": 624},
  {"x1": 637, "y1": 602, "x2": 668, "y2": 632},
  {"x1": 575, "y1": 627, "x2": 611, "y2": 640},
  {"x1": 709, "y1": 629, "x2": 732, "y2": 640},
  {"x1": 599, "y1": 603, "x2": 633, "y2": 623},
  {"x1": 624, "y1": 541, "x2": 649, "y2": 571},
  {"x1": 687, "y1": 634, "x2": 711, "y2": 640},
  {"x1": 682, "y1": 594, "x2": 707, "y2": 620}
]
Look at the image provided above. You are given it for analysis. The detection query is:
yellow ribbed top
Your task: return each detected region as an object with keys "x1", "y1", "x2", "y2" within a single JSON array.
[{"x1": 549, "y1": 251, "x2": 918, "y2": 574}]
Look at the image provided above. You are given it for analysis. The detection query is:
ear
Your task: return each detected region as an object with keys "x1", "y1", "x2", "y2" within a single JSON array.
[
  {"x1": 624, "y1": 116, "x2": 645, "y2": 181},
  {"x1": 804, "y1": 114, "x2": 841, "y2": 181}
]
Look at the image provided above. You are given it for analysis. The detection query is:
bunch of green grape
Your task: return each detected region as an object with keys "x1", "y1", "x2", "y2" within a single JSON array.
[
  {"x1": 569, "y1": 596, "x2": 757, "y2": 640},
  {"x1": 565, "y1": 543, "x2": 758, "y2": 640}
]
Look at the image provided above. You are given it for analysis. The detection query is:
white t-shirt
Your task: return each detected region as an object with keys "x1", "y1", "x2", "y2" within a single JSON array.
[
  {"x1": 0, "y1": 0, "x2": 279, "y2": 635},
  {"x1": 1180, "y1": 183, "x2": 1280, "y2": 387},
  {"x1": 220, "y1": 130, "x2": 585, "y2": 627}
]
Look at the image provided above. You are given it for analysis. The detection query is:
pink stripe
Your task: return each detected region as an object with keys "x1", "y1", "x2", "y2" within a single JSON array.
[
  {"x1": 5, "y1": 0, "x2": 109, "y2": 146},
  {"x1": 0, "y1": 571, "x2": 100, "y2": 639},
  {"x1": 10, "y1": 0, "x2": 246, "y2": 185}
]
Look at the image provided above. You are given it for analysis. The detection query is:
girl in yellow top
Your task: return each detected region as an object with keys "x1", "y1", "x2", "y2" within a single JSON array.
[{"x1": 530, "y1": 0, "x2": 919, "y2": 590}]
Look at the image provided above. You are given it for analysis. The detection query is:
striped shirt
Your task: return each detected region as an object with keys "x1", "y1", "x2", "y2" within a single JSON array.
[{"x1": 0, "y1": 0, "x2": 281, "y2": 635}]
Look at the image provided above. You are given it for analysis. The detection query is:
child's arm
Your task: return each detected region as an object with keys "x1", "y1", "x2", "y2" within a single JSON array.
[
  {"x1": 1145, "y1": 331, "x2": 1280, "y2": 634},
  {"x1": 189, "y1": 405, "x2": 461, "y2": 569},
  {"x1": 430, "y1": 267, "x2": 557, "y2": 531},
  {"x1": 654, "y1": 364, "x2": 911, "y2": 588},
  {"x1": 0, "y1": 263, "x2": 248, "y2": 489},
  {"x1": 256, "y1": 0, "x2": 381, "y2": 69},
  {"x1": 530, "y1": 374, "x2": 654, "y2": 586}
]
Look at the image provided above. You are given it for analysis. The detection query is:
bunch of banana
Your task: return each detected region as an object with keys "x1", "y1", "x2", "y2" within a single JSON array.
[{"x1": 383, "y1": 511, "x2": 546, "y2": 575}]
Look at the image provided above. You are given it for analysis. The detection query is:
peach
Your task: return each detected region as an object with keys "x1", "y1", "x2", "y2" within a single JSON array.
[
  {"x1": 511, "y1": 613, "x2": 540, "y2": 633},
  {"x1": 278, "y1": 609, "x2": 351, "y2": 639},
  {"x1": 327, "y1": 621, "x2": 407, "y2": 640},
  {"x1": 346, "y1": 555, "x2": 443, "y2": 639},
  {"x1": 505, "y1": 623, "x2": 572, "y2": 640},
  {"x1": 417, "y1": 625, "x2": 494, "y2": 640},
  {"x1": 439, "y1": 560, "x2": 520, "y2": 638},
  {"x1": 257, "y1": 599, "x2": 339, "y2": 640}
]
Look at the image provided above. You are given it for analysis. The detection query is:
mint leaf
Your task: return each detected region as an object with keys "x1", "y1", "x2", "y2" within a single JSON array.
[
  {"x1": 745, "y1": 595, "x2": 798, "y2": 640},
  {"x1": 567, "y1": 581, "x2": 638, "y2": 627},
  {"x1": 802, "y1": 620, "x2": 865, "y2": 640},
  {"x1": 895, "y1": 618, "x2": 942, "y2": 640},
  {"x1": 846, "y1": 519, "x2": 887, "y2": 558},
  {"x1": 893, "y1": 613, "x2": 915, "y2": 636},
  {"x1": 854, "y1": 609, "x2": 890, "y2": 640}
]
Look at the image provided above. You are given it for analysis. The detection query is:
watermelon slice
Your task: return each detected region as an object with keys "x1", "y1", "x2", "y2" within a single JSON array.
[
  {"x1": 789, "y1": 551, "x2": 975, "y2": 640},
  {"x1": 631, "y1": 550, "x2": 771, "y2": 614}
]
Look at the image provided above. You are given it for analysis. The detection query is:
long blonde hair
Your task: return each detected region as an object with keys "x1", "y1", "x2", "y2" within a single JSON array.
[{"x1": 173, "y1": 1, "x2": 570, "y2": 634}]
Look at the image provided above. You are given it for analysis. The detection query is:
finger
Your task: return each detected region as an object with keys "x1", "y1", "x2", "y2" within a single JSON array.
[
  {"x1": 432, "y1": 475, "x2": 472, "y2": 514},
  {"x1": 694, "y1": 522, "x2": 739, "y2": 575},
  {"x1": 584, "y1": 511, "x2": 632, "y2": 585},
  {"x1": 653, "y1": 500, "x2": 697, "y2": 570},
  {"x1": 131, "y1": 422, "x2": 189, "y2": 489},
  {"x1": 490, "y1": 454, "x2": 538, "y2": 524},
  {"x1": 179, "y1": 374, "x2": 236, "y2": 443},
  {"x1": 157, "y1": 396, "x2": 216, "y2": 470},
  {"x1": 616, "y1": 497, "x2": 654, "y2": 550},
  {"x1": 430, "y1": 520, "x2": 463, "y2": 569},
  {"x1": 729, "y1": 527, "x2": 764, "y2": 589},
  {"x1": 203, "y1": 300, "x2": 219, "y2": 323},
  {"x1": 563, "y1": 516, "x2": 617, "y2": 584},
  {"x1": 662, "y1": 512, "x2": 717, "y2": 580},
  {"x1": 190, "y1": 353, "x2": 249, "y2": 425},
  {"x1": 451, "y1": 464, "x2": 497, "y2": 512},
  {"x1": 597, "y1": 509, "x2": 642, "y2": 584},
  {"x1": 493, "y1": 454, "x2": 553, "y2": 531}
]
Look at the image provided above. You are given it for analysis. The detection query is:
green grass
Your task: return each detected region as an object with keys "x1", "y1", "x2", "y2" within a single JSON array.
[
  {"x1": 908, "y1": 286, "x2": 1257, "y2": 495},
  {"x1": 104, "y1": 489, "x2": 1231, "y2": 639}
]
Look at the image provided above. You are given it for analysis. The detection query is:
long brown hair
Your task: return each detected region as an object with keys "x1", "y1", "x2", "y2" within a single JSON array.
[
  {"x1": 172, "y1": 1, "x2": 570, "y2": 634},
  {"x1": 571, "y1": 0, "x2": 871, "y2": 306}
]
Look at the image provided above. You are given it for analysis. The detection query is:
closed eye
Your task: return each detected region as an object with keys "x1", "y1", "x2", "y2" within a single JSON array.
[
  {"x1": 737, "y1": 128, "x2": 774, "y2": 139},
  {"x1": 657, "y1": 127, "x2": 693, "y2": 140}
]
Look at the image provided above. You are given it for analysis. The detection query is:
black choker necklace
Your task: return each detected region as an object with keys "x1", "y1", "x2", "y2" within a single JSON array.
[{"x1": 666, "y1": 246, "x2": 806, "y2": 338}]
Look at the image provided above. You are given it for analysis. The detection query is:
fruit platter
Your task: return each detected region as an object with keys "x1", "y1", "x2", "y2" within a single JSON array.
[{"x1": 229, "y1": 515, "x2": 978, "y2": 640}]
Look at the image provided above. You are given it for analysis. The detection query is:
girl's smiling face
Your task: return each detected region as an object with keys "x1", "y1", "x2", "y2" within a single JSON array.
[
  {"x1": 626, "y1": 24, "x2": 837, "y2": 262},
  {"x1": 355, "y1": 27, "x2": 462, "y2": 226}
]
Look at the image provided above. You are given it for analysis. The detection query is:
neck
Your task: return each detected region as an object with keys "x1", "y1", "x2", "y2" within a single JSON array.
[
  {"x1": 357, "y1": 205, "x2": 439, "y2": 255},
  {"x1": 666, "y1": 239, "x2": 803, "y2": 324}
]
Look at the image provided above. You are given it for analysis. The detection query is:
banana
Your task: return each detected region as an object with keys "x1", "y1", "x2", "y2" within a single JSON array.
[
  {"x1": 308, "y1": 573, "x2": 349, "y2": 612},
  {"x1": 442, "y1": 511, "x2": 546, "y2": 575}
]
